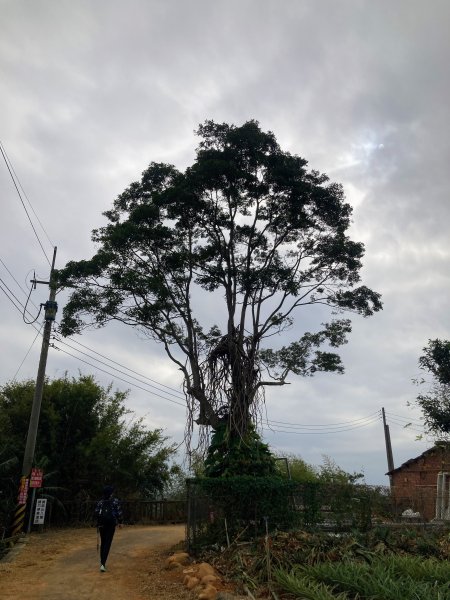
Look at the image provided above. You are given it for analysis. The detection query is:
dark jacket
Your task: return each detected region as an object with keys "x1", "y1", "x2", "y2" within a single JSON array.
[{"x1": 94, "y1": 496, "x2": 123, "y2": 527}]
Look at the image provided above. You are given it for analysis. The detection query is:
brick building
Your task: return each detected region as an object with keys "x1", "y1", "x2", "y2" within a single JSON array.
[{"x1": 388, "y1": 444, "x2": 450, "y2": 521}]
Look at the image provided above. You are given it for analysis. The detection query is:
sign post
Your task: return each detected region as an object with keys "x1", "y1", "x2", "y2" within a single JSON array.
[{"x1": 27, "y1": 468, "x2": 44, "y2": 533}]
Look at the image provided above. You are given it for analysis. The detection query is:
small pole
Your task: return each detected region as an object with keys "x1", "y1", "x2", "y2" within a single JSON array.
[
  {"x1": 224, "y1": 517, "x2": 230, "y2": 548},
  {"x1": 264, "y1": 516, "x2": 271, "y2": 583},
  {"x1": 27, "y1": 488, "x2": 37, "y2": 533}
]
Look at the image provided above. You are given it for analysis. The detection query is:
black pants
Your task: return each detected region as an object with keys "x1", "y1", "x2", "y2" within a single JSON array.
[{"x1": 99, "y1": 524, "x2": 116, "y2": 565}]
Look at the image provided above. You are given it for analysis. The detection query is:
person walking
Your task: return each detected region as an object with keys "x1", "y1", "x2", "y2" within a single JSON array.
[{"x1": 94, "y1": 485, "x2": 123, "y2": 572}]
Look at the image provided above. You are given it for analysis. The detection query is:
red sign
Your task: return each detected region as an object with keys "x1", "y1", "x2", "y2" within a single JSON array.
[
  {"x1": 18, "y1": 477, "x2": 29, "y2": 505},
  {"x1": 30, "y1": 468, "x2": 44, "y2": 488}
]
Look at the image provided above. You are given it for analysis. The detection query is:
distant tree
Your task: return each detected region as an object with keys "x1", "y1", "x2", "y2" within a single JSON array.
[
  {"x1": 0, "y1": 375, "x2": 177, "y2": 498},
  {"x1": 57, "y1": 120, "x2": 382, "y2": 456},
  {"x1": 0, "y1": 450, "x2": 18, "y2": 537},
  {"x1": 276, "y1": 453, "x2": 317, "y2": 482},
  {"x1": 416, "y1": 339, "x2": 450, "y2": 437},
  {"x1": 316, "y1": 455, "x2": 364, "y2": 485},
  {"x1": 277, "y1": 453, "x2": 363, "y2": 484}
]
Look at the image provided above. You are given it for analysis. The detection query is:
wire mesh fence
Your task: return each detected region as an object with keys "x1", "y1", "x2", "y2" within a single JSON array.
[
  {"x1": 32, "y1": 499, "x2": 187, "y2": 528},
  {"x1": 186, "y1": 478, "x2": 400, "y2": 552}
]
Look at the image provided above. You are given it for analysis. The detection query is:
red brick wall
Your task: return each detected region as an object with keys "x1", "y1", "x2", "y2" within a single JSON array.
[{"x1": 391, "y1": 448, "x2": 450, "y2": 521}]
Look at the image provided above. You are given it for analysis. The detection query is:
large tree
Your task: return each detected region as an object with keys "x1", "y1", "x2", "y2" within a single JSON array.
[{"x1": 58, "y1": 120, "x2": 381, "y2": 445}]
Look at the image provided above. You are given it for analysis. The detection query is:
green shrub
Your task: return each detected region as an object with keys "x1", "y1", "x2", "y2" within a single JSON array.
[
  {"x1": 203, "y1": 423, "x2": 277, "y2": 477},
  {"x1": 277, "y1": 558, "x2": 450, "y2": 600}
]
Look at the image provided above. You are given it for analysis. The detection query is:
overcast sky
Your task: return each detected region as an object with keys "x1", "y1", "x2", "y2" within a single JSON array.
[{"x1": 1, "y1": 0, "x2": 449, "y2": 484}]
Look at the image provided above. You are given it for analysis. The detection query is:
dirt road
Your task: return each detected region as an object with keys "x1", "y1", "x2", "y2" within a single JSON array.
[{"x1": 0, "y1": 525, "x2": 192, "y2": 600}]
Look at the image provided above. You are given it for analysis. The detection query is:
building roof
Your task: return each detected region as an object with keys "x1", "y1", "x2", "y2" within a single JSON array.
[{"x1": 386, "y1": 443, "x2": 450, "y2": 475}]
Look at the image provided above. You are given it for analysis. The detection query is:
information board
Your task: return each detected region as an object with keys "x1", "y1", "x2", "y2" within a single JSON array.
[{"x1": 33, "y1": 498, "x2": 47, "y2": 525}]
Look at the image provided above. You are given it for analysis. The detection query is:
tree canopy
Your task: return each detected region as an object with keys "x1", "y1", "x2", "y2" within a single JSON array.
[
  {"x1": 416, "y1": 339, "x2": 450, "y2": 437},
  {"x1": 0, "y1": 374, "x2": 178, "y2": 499},
  {"x1": 57, "y1": 120, "x2": 382, "y2": 446}
]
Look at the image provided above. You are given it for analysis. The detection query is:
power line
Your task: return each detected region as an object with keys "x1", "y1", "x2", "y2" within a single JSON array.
[
  {"x1": 55, "y1": 337, "x2": 383, "y2": 428},
  {"x1": 53, "y1": 335, "x2": 185, "y2": 401},
  {"x1": 0, "y1": 277, "x2": 186, "y2": 412},
  {"x1": 0, "y1": 264, "x2": 187, "y2": 404},
  {"x1": 0, "y1": 281, "x2": 41, "y2": 334},
  {"x1": 12, "y1": 325, "x2": 43, "y2": 382},
  {"x1": 0, "y1": 276, "x2": 41, "y2": 324},
  {"x1": 0, "y1": 285, "x2": 413, "y2": 433},
  {"x1": 0, "y1": 254, "x2": 183, "y2": 394},
  {"x1": 0, "y1": 258, "x2": 38, "y2": 305},
  {"x1": 265, "y1": 410, "x2": 381, "y2": 429},
  {"x1": 52, "y1": 344, "x2": 186, "y2": 409},
  {"x1": 385, "y1": 417, "x2": 424, "y2": 435},
  {"x1": 0, "y1": 257, "x2": 391, "y2": 426},
  {"x1": 0, "y1": 280, "x2": 34, "y2": 321},
  {"x1": 0, "y1": 141, "x2": 51, "y2": 266},
  {"x1": 62, "y1": 335, "x2": 186, "y2": 397},
  {"x1": 263, "y1": 414, "x2": 381, "y2": 435},
  {"x1": 385, "y1": 411, "x2": 423, "y2": 427},
  {"x1": 0, "y1": 144, "x2": 54, "y2": 248}
]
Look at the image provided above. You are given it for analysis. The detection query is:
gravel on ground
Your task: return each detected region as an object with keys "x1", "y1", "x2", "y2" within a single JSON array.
[{"x1": 0, "y1": 525, "x2": 193, "y2": 600}]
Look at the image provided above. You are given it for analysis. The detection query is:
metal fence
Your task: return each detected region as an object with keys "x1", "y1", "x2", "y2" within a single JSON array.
[
  {"x1": 186, "y1": 479, "x2": 395, "y2": 552},
  {"x1": 42, "y1": 499, "x2": 187, "y2": 527}
]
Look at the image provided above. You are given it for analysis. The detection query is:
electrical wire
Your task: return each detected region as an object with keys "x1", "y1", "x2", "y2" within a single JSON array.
[
  {"x1": 0, "y1": 281, "x2": 41, "y2": 336},
  {"x1": 0, "y1": 143, "x2": 54, "y2": 248},
  {"x1": 262, "y1": 414, "x2": 381, "y2": 435},
  {"x1": 0, "y1": 276, "x2": 41, "y2": 324},
  {"x1": 385, "y1": 417, "x2": 425, "y2": 435},
  {"x1": 385, "y1": 411, "x2": 424, "y2": 427},
  {"x1": 54, "y1": 339, "x2": 384, "y2": 431},
  {"x1": 0, "y1": 279, "x2": 33, "y2": 321},
  {"x1": 0, "y1": 264, "x2": 187, "y2": 406},
  {"x1": 12, "y1": 325, "x2": 43, "y2": 382},
  {"x1": 386, "y1": 416, "x2": 423, "y2": 429},
  {"x1": 0, "y1": 283, "x2": 416, "y2": 436},
  {"x1": 0, "y1": 257, "x2": 39, "y2": 307},
  {"x1": 51, "y1": 343, "x2": 186, "y2": 408},
  {"x1": 0, "y1": 261, "x2": 422, "y2": 433},
  {"x1": 0, "y1": 274, "x2": 186, "y2": 416},
  {"x1": 0, "y1": 141, "x2": 51, "y2": 266},
  {"x1": 1, "y1": 253, "x2": 178, "y2": 397},
  {"x1": 265, "y1": 410, "x2": 381, "y2": 429},
  {"x1": 53, "y1": 335, "x2": 186, "y2": 401},
  {"x1": 61, "y1": 335, "x2": 186, "y2": 397}
]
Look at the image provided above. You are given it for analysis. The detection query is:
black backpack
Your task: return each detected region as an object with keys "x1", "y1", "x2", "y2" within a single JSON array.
[{"x1": 98, "y1": 499, "x2": 115, "y2": 526}]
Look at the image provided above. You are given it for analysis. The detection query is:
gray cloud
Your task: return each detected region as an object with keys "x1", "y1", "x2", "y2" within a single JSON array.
[{"x1": 1, "y1": 0, "x2": 449, "y2": 483}]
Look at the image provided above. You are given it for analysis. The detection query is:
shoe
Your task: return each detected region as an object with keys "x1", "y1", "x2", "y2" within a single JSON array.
[{"x1": 100, "y1": 564, "x2": 106, "y2": 572}]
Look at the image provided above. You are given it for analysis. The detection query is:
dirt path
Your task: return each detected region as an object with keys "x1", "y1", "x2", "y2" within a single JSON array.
[{"x1": 0, "y1": 525, "x2": 192, "y2": 600}]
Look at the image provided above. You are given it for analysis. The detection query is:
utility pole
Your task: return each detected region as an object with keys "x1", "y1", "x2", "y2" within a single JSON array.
[
  {"x1": 10, "y1": 247, "x2": 58, "y2": 536},
  {"x1": 382, "y1": 407, "x2": 395, "y2": 486}
]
